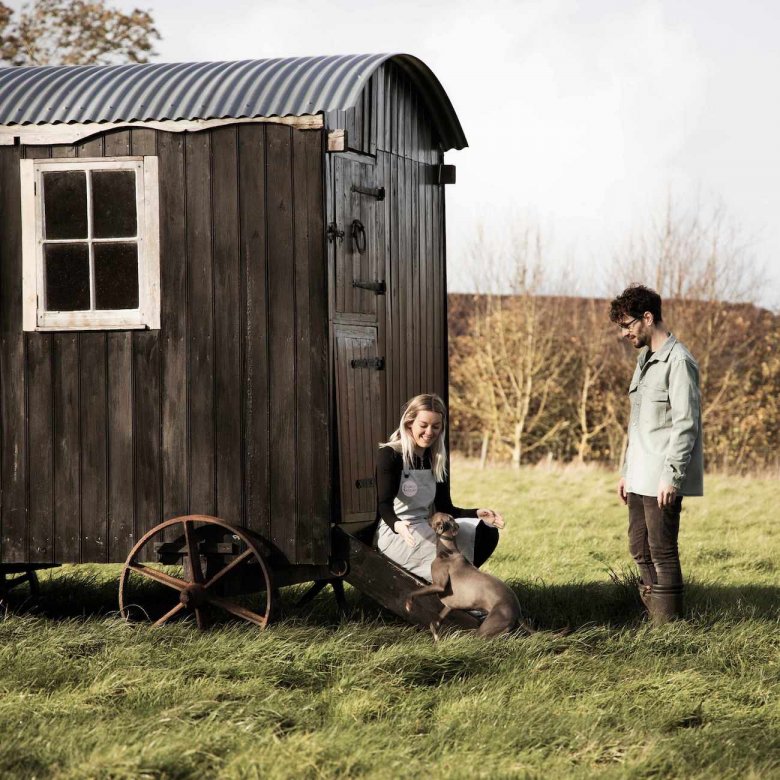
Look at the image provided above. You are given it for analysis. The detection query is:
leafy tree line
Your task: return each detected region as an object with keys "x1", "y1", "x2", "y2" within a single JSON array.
[
  {"x1": 0, "y1": 0, "x2": 159, "y2": 66},
  {"x1": 448, "y1": 206, "x2": 780, "y2": 473}
]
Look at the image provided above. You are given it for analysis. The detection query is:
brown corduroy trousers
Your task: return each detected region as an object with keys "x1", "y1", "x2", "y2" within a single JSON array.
[{"x1": 627, "y1": 493, "x2": 684, "y2": 587}]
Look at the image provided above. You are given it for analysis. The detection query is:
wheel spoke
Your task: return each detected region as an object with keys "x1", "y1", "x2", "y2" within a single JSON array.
[
  {"x1": 206, "y1": 593, "x2": 267, "y2": 627},
  {"x1": 203, "y1": 548, "x2": 254, "y2": 591},
  {"x1": 153, "y1": 602, "x2": 185, "y2": 626},
  {"x1": 183, "y1": 521, "x2": 204, "y2": 584},
  {"x1": 128, "y1": 563, "x2": 187, "y2": 592},
  {"x1": 194, "y1": 608, "x2": 207, "y2": 630},
  {"x1": 2, "y1": 572, "x2": 34, "y2": 592}
]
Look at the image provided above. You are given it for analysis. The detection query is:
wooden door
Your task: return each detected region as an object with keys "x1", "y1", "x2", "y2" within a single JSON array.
[
  {"x1": 330, "y1": 153, "x2": 386, "y2": 528},
  {"x1": 333, "y1": 324, "x2": 384, "y2": 526},
  {"x1": 333, "y1": 157, "x2": 384, "y2": 321}
]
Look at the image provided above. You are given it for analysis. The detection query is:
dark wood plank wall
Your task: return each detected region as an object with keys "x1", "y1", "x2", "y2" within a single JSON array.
[
  {"x1": 293, "y1": 128, "x2": 331, "y2": 563},
  {"x1": 0, "y1": 144, "x2": 26, "y2": 563},
  {"x1": 353, "y1": 64, "x2": 448, "y2": 436},
  {"x1": 385, "y1": 64, "x2": 452, "y2": 493},
  {"x1": 0, "y1": 123, "x2": 329, "y2": 566}
]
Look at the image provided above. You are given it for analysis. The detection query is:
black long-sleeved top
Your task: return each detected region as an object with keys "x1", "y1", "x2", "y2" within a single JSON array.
[{"x1": 376, "y1": 446, "x2": 478, "y2": 532}]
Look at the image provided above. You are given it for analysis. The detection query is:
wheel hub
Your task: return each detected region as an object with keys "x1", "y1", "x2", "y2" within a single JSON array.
[{"x1": 180, "y1": 582, "x2": 208, "y2": 609}]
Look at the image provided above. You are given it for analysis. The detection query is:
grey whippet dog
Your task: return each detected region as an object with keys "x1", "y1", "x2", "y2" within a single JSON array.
[{"x1": 404, "y1": 512, "x2": 530, "y2": 639}]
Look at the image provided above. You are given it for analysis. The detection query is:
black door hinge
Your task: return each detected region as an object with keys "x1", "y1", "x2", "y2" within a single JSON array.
[
  {"x1": 352, "y1": 184, "x2": 385, "y2": 200},
  {"x1": 352, "y1": 279, "x2": 386, "y2": 294},
  {"x1": 350, "y1": 357, "x2": 385, "y2": 370},
  {"x1": 351, "y1": 184, "x2": 385, "y2": 201}
]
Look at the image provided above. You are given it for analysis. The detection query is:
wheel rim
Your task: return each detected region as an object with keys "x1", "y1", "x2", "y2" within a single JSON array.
[
  {"x1": 0, "y1": 570, "x2": 39, "y2": 609},
  {"x1": 119, "y1": 515, "x2": 273, "y2": 629}
]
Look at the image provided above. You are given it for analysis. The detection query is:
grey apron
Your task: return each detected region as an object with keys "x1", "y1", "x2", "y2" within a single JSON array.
[{"x1": 375, "y1": 465, "x2": 479, "y2": 581}]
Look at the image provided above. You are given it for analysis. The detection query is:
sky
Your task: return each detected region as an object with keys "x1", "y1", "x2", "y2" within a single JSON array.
[{"x1": 12, "y1": 0, "x2": 779, "y2": 307}]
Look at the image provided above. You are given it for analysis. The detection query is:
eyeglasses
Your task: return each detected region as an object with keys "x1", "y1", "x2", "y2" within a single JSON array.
[{"x1": 618, "y1": 317, "x2": 640, "y2": 330}]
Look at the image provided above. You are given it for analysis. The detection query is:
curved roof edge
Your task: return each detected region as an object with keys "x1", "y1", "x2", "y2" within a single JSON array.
[{"x1": 0, "y1": 53, "x2": 468, "y2": 150}]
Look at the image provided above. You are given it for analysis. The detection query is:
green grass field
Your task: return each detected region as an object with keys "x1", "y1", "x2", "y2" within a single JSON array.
[{"x1": 1, "y1": 459, "x2": 778, "y2": 779}]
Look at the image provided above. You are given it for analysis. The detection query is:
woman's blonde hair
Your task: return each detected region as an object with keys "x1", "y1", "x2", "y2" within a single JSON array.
[{"x1": 380, "y1": 393, "x2": 448, "y2": 482}]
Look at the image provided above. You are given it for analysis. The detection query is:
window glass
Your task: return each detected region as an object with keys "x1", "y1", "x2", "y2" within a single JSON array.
[
  {"x1": 94, "y1": 242, "x2": 139, "y2": 310},
  {"x1": 92, "y1": 170, "x2": 138, "y2": 238},
  {"x1": 43, "y1": 171, "x2": 87, "y2": 239},
  {"x1": 25, "y1": 156, "x2": 160, "y2": 331},
  {"x1": 45, "y1": 243, "x2": 90, "y2": 310}
]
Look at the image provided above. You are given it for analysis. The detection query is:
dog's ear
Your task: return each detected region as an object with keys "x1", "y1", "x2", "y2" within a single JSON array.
[{"x1": 429, "y1": 512, "x2": 446, "y2": 533}]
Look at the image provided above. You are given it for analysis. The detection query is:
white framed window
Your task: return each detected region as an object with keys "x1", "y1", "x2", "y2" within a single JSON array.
[{"x1": 20, "y1": 156, "x2": 160, "y2": 331}]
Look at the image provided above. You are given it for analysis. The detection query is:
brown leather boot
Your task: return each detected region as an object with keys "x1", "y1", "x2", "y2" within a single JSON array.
[{"x1": 649, "y1": 584, "x2": 684, "y2": 626}]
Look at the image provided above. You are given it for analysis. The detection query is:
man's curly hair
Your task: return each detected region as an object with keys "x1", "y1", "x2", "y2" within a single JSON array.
[{"x1": 609, "y1": 284, "x2": 663, "y2": 324}]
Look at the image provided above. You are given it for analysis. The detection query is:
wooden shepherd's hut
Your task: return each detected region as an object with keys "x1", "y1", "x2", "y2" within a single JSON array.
[{"x1": 0, "y1": 54, "x2": 473, "y2": 628}]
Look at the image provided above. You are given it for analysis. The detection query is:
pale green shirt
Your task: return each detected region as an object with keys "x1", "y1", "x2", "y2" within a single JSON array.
[{"x1": 622, "y1": 334, "x2": 704, "y2": 497}]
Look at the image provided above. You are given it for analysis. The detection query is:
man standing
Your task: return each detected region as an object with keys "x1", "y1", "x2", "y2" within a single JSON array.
[{"x1": 609, "y1": 284, "x2": 703, "y2": 623}]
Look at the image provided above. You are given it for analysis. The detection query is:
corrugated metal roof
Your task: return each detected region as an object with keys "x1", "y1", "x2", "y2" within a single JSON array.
[{"x1": 0, "y1": 54, "x2": 467, "y2": 149}]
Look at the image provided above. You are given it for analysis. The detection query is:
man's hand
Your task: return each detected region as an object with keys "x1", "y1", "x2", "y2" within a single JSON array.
[
  {"x1": 395, "y1": 520, "x2": 416, "y2": 547},
  {"x1": 657, "y1": 483, "x2": 677, "y2": 508},
  {"x1": 617, "y1": 477, "x2": 628, "y2": 505},
  {"x1": 477, "y1": 508, "x2": 505, "y2": 529}
]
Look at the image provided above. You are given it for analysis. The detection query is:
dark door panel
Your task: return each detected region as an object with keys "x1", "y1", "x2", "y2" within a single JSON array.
[{"x1": 333, "y1": 324, "x2": 384, "y2": 527}]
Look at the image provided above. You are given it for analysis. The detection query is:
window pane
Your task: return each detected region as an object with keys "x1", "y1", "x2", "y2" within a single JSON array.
[
  {"x1": 45, "y1": 243, "x2": 90, "y2": 311},
  {"x1": 43, "y1": 171, "x2": 87, "y2": 239},
  {"x1": 94, "y1": 242, "x2": 139, "y2": 310},
  {"x1": 92, "y1": 170, "x2": 138, "y2": 238}
]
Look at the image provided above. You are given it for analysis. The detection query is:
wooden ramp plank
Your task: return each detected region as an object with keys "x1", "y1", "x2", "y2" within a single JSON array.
[{"x1": 334, "y1": 528, "x2": 479, "y2": 631}]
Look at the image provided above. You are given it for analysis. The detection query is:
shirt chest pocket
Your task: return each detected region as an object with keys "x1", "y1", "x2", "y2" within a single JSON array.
[{"x1": 640, "y1": 386, "x2": 670, "y2": 428}]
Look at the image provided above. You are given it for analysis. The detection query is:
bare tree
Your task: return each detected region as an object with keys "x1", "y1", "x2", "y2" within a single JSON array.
[
  {"x1": 571, "y1": 298, "x2": 623, "y2": 463},
  {"x1": 0, "y1": 0, "x2": 160, "y2": 66},
  {"x1": 615, "y1": 197, "x2": 762, "y2": 304},
  {"x1": 450, "y1": 225, "x2": 572, "y2": 468}
]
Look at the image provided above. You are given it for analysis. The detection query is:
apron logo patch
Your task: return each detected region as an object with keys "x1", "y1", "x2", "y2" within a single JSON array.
[{"x1": 401, "y1": 479, "x2": 418, "y2": 498}]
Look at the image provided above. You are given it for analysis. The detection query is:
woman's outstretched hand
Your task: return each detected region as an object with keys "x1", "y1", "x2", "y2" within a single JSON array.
[
  {"x1": 477, "y1": 509, "x2": 505, "y2": 529},
  {"x1": 395, "y1": 519, "x2": 417, "y2": 547}
]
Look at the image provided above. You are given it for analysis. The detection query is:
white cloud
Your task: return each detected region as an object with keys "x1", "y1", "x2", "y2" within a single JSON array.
[{"x1": 444, "y1": 1, "x2": 712, "y2": 294}]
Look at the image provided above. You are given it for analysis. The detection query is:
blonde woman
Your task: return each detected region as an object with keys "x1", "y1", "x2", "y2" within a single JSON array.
[{"x1": 375, "y1": 393, "x2": 505, "y2": 581}]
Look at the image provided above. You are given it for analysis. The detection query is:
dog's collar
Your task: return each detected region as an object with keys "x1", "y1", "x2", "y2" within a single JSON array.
[{"x1": 437, "y1": 534, "x2": 457, "y2": 541}]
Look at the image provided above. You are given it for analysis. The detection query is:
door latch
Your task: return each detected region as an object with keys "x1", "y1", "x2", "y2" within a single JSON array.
[
  {"x1": 327, "y1": 222, "x2": 345, "y2": 242},
  {"x1": 351, "y1": 219, "x2": 367, "y2": 254}
]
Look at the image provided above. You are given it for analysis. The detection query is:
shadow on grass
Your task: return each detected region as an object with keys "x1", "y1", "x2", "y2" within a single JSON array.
[
  {"x1": 2, "y1": 566, "x2": 778, "y2": 632},
  {"x1": 506, "y1": 575, "x2": 780, "y2": 631}
]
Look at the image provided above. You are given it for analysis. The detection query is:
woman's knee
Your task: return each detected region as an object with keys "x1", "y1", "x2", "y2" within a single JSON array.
[{"x1": 473, "y1": 522, "x2": 499, "y2": 568}]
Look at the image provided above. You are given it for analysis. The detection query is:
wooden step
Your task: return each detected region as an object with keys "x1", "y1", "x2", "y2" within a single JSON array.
[{"x1": 334, "y1": 527, "x2": 480, "y2": 631}]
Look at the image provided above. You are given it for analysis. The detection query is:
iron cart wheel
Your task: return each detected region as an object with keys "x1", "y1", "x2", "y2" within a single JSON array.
[
  {"x1": 119, "y1": 515, "x2": 273, "y2": 629},
  {"x1": 0, "y1": 568, "x2": 40, "y2": 611}
]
